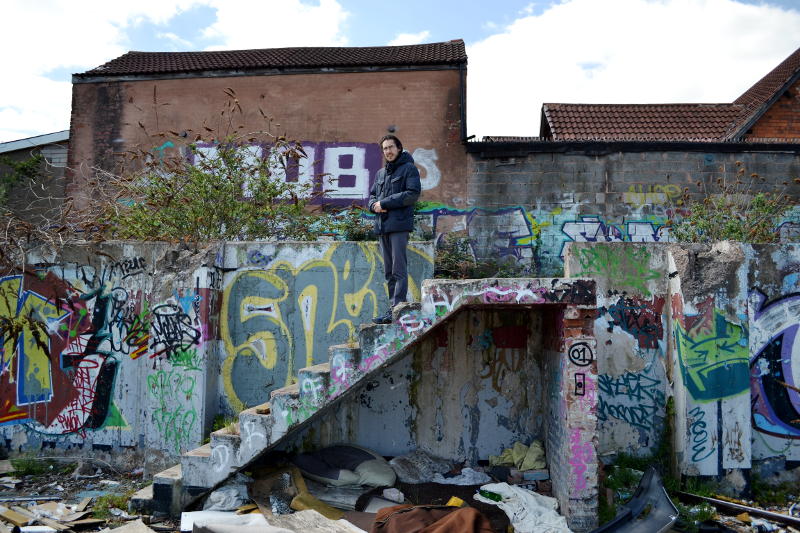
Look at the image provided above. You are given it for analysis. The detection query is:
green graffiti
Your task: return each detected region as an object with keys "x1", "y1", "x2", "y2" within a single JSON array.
[
  {"x1": 675, "y1": 309, "x2": 749, "y2": 402},
  {"x1": 170, "y1": 347, "x2": 202, "y2": 371},
  {"x1": 576, "y1": 245, "x2": 660, "y2": 296}
]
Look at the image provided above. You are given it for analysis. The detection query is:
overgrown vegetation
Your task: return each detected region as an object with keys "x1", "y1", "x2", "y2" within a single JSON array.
[
  {"x1": 0, "y1": 153, "x2": 43, "y2": 207},
  {"x1": 10, "y1": 455, "x2": 74, "y2": 476},
  {"x1": 105, "y1": 96, "x2": 322, "y2": 242},
  {"x1": 668, "y1": 162, "x2": 798, "y2": 243},
  {"x1": 433, "y1": 233, "x2": 530, "y2": 278},
  {"x1": 750, "y1": 473, "x2": 797, "y2": 506},
  {"x1": 320, "y1": 206, "x2": 375, "y2": 241},
  {"x1": 92, "y1": 488, "x2": 137, "y2": 519}
]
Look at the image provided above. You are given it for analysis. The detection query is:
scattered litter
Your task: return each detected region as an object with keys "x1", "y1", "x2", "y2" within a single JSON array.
[
  {"x1": 19, "y1": 527, "x2": 57, "y2": 533},
  {"x1": 433, "y1": 467, "x2": 491, "y2": 485},
  {"x1": 180, "y1": 510, "x2": 276, "y2": 532},
  {"x1": 0, "y1": 477, "x2": 20, "y2": 489},
  {"x1": 388, "y1": 449, "x2": 452, "y2": 484},
  {"x1": 266, "y1": 509, "x2": 365, "y2": 533},
  {"x1": 381, "y1": 488, "x2": 404, "y2": 503},
  {"x1": 99, "y1": 480, "x2": 121, "y2": 487},
  {"x1": 75, "y1": 490, "x2": 112, "y2": 500},
  {"x1": 109, "y1": 508, "x2": 138, "y2": 520},
  {"x1": 99, "y1": 518, "x2": 156, "y2": 532},
  {"x1": 735, "y1": 512, "x2": 751, "y2": 523},
  {"x1": 304, "y1": 479, "x2": 366, "y2": 511},
  {"x1": 474, "y1": 482, "x2": 571, "y2": 533},
  {"x1": 362, "y1": 496, "x2": 399, "y2": 513},
  {"x1": 203, "y1": 474, "x2": 250, "y2": 512},
  {"x1": 489, "y1": 441, "x2": 546, "y2": 471},
  {"x1": 751, "y1": 517, "x2": 779, "y2": 531},
  {"x1": 292, "y1": 445, "x2": 395, "y2": 488},
  {"x1": 372, "y1": 504, "x2": 492, "y2": 532}
]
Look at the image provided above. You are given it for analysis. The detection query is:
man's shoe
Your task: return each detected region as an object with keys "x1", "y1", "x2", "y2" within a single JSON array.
[{"x1": 372, "y1": 310, "x2": 392, "y2": 324}]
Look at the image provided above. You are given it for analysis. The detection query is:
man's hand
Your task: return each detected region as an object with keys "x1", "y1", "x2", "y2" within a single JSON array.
[{"x1": 373, "y1": 201, "x2": 387, "y2": 213}]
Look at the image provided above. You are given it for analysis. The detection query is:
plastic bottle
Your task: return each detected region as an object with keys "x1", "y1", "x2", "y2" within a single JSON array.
[{"x1": 478, "y1": 489, "x2": 503, "y2": 502}]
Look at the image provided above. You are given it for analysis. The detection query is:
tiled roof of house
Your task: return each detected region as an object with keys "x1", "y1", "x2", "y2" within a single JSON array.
[
  {"x1": 541, "y1": 103, "x2": 744, "y2": 141},
  {"x1": 76, "y1": 40, "x2": 467, "y2": 78},
  {"x1": 541, "y1": 46, "x2": 800, "y2": 142}
]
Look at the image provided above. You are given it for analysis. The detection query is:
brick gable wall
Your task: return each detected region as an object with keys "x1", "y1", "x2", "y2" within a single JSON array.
[{"x1": 747, "y1": 79, "x2": 800, "y2": 139}]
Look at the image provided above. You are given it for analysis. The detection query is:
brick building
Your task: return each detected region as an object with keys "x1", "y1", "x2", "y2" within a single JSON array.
[{"x1": 66, "y1": 41, "x2": 468, "y2": 210}]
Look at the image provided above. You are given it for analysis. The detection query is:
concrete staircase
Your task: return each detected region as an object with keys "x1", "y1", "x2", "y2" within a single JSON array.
[{"x1": 132, "y1": 277, "x2": 590, "y2": 515}]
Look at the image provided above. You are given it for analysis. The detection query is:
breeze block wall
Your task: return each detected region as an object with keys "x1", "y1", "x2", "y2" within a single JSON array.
[{"x1": 457, "y1": 144, "x2": 800, "y2": 277}]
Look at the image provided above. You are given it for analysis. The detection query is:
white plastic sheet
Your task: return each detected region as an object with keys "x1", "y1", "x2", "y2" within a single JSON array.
[{"x1": 473, "y1": 482, "x2": 572, "y2": 533}]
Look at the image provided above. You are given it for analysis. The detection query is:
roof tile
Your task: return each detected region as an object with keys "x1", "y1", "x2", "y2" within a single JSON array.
[{"x1": 76, "y1": 40, "x2": 467, "y2": 78}]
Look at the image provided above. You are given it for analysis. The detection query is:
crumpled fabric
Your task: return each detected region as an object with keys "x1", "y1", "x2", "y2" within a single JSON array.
[
  {"x1": 432, "y1": 467, "x2": 491, "y2": 485},
  {"x1": 203, "y1": 473, "x2": 251, "y2": 511},
  {"x1": 473, "y1": 482, "x2": 571, "y2": 533},
  {"x1": 489, "y1": 440, "x2": 546, "y2": 470}
]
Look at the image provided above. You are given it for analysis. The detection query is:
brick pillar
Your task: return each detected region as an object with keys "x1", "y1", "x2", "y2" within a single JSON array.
[{"x1": 561, "y1": 305, "x2": 598, "y2": 532}]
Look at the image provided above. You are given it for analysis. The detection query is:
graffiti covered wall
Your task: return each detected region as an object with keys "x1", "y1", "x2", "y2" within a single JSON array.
[
  {"x1": 748, "y1": 244, "x2": 800, "y2": 470},
  {"x1": 462, "y1": 149, "x2": 800, "y2": 276},
  {"x1": 218, "y1": 241, "x2": 433, "y2": 413},
  {"x1": 0, "y1": 243, "x2": 220, "y2": 472},
  {"x1": 565, "y1": 243, "x2": 670, "y2": 458},
  {"x1": 0, "y1": 240, "x2": 432, "y2": 470}
]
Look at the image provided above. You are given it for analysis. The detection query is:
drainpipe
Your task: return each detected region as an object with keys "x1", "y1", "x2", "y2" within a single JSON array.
[{"x1": 459, "y1": 62, "x2": 468, "y2": 142}]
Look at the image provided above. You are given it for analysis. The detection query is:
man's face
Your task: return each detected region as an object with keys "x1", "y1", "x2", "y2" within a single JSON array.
[{"x1": 382, "y1": 139, "x2": 400, "y2": 162}]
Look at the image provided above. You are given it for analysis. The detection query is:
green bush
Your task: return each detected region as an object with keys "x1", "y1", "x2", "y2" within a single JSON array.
[{"x1": 669, "y1": 163, "x2": 797, "y2": 243}]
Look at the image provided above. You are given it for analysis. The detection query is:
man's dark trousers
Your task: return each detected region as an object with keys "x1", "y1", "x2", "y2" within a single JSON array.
[{"x1": 380, "y1": 231, "x2": 409, "y2": 307}]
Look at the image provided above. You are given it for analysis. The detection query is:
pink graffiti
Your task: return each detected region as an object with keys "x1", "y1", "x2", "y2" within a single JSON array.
[
  {"x1": 576, "y1": 372, "x2": 597, "y2": 413},
  {"x1": 569, "y1": 428, "x2": 593, "y2": 493},
  {"x1": 481, "y1": 285, "x2": 548, "y2": 304}
]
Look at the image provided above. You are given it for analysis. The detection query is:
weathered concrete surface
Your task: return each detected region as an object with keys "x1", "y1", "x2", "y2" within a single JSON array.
[
  {"x1": 565, "y1": 242, "x2": 800, "y2": 488},
  {"x1": 0, "y1": 240, "x2": 431, "y2": 474},
  {"x1": 565, "y1": 243, "x2": 670, "y2": 458}
]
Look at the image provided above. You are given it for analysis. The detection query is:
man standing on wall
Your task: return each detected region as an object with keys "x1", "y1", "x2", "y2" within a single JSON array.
[{"x1": 369, "y1": 135, "x2": 421, "y2": 324}]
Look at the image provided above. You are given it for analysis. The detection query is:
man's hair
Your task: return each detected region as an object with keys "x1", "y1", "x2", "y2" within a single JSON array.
[{"x1": 379, "y1": 134, "x2": 403, "y2": 152}]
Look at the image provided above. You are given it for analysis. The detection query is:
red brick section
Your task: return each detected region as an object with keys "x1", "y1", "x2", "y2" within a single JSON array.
[
  {"x1": 746, "y1": 79, "x2": 800, "y2": 139},
  {"x1": 76, "y1": 40, "x2": 467, "y2": 77}
]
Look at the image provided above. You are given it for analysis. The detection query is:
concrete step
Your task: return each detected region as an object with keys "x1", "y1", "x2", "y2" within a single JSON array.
[
  {"x1": 238, "y1": 402, "x2": 274, "y2": 464},
  {"x1": 209, "y1": 425, "x2": 242, "y2": 474},
  {"x1": 297, "y1": 363, "x2": 331, "y2": 408},
  {"x1": 328, "y1": 343, "x2": 362, "y2": 398},
  {"x1": 128, "y1": 483, "x2": 154, "y2": 515},
  {"x1": 180, "y1": 443, "x2": 212, "y2": 488},
  {"x1": 150, "y1": 464, "x2": 184, "y2": 516},
  {"x1": 270, "y1": 383, "x2": 300, "y2": 441}
]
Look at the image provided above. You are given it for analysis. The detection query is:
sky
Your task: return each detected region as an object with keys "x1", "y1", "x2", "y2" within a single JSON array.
[{"x1": 1, "y1": 0, "x2": 799, "y2": 143}]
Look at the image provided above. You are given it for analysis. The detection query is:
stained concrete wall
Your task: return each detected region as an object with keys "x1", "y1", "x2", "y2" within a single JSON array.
[
  {"x1": 566, "y1": 241, "x2": 800, "y2": 486},
  {"x1": 0, "y1": 240, "x2": 432, "y2": 473},
  {"x1": 282, "y1": 308, "x2": 545, "y2": 462}
]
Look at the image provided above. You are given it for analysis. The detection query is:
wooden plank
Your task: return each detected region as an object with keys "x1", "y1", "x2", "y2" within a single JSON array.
[
  {"x1": 74, "y1": 498, "x2": 92, "y2": 512},
  {"x1": 0, "y1": 520, "x2": 13, "y2": 533},
  {"x1": 37, "y1": 517, "x2": 70, "y2": 531},
  {"x1": 0, "y1": 507, "x2": 31, "y2": 527}
]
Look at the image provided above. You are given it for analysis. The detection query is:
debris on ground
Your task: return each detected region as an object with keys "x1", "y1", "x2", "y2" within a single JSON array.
[{"x1": 474, "y1": 482, "x2": 571, "y2": 533}]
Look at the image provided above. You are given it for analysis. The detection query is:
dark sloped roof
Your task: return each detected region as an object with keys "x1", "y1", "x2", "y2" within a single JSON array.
[
  {"x1": 541, "y1": 103, "x2": 744, "y2": 141},
  {"x1": 541, "y1": 46, "x2": 800, "y2": 142},
  {"x1": 76, "y1": 40, "x2": 467, "y2": 78}
]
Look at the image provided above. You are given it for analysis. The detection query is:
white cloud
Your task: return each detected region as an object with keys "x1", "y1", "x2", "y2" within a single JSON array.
[
  {"x1": 388, "y1": 30, "x2": 431, "y2": 46},
  {"x1": 201, "y1": 0, "x2": 349, "y2": 49},
  {"x1": 158, "y1": 31, "x2": 194, "y2": 48},
  {"x1": 0, "y1": 0, "x2": 199, "y2": 142},
  {"x1": 0, "y1": 0, "x2": 349, "y2": 143},
  {"x1": 467, "y1": 0, "x2": 800, "y2": 137}
]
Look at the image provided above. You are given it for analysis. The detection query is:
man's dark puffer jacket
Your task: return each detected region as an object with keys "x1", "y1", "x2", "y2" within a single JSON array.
[{"x1": 368, "y1": 151, "x2": 422, "y2": 234}]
